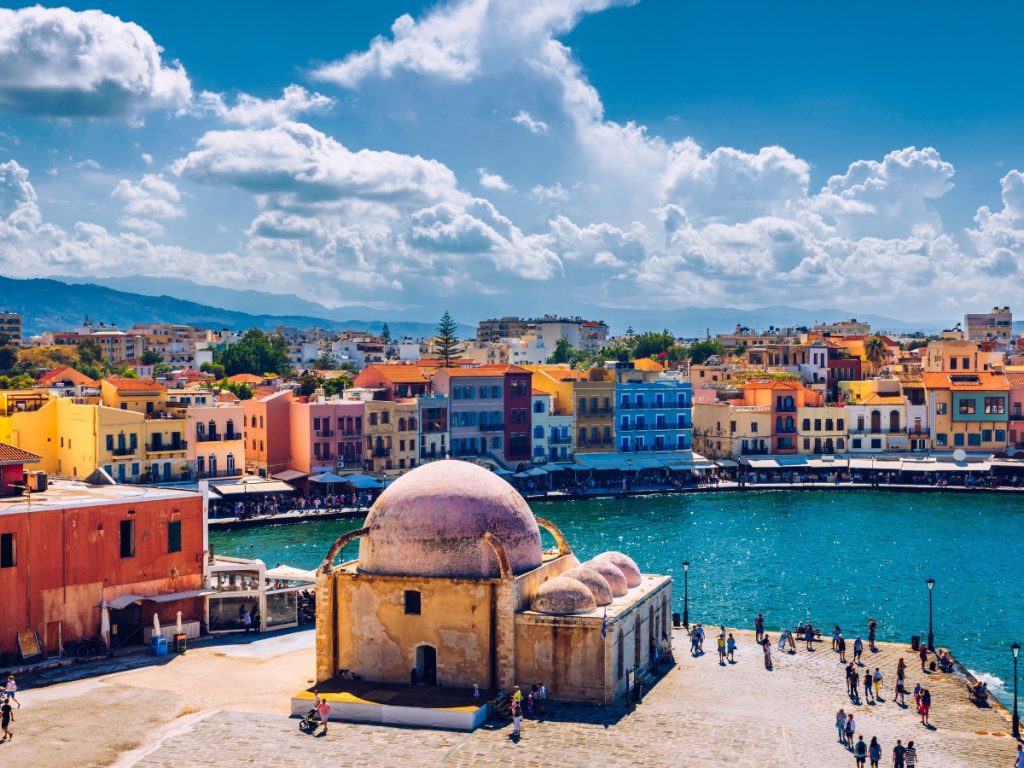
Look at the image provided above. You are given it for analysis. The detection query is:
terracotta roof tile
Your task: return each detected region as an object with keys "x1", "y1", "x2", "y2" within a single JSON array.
[
  {"x1": 37, "y1": 366, "x2": 97, "y2": 387},
  {"x1": 921, "y1": 372, "x2": 1009, "y2": 391},
  {"x1": 103, "y1": 376, "x2": 166, "y2": 392},
  {"x1": 0, "y1": 443, "x2": 42, "y2": 465}
]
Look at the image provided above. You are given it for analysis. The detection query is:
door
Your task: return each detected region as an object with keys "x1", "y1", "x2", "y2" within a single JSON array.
[
  {"x1": 416, "y1": 645, "x2": 437, "y2": 685},
  {"x1": 110, "y1": 604, "x2": 143, "y2": 648},
  {"x1": 46, "y1": 621, "x2": 61, "y2": 656}
]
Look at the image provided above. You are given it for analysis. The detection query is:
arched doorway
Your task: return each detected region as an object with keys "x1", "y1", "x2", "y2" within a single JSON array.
[
  {"x1": 889, "y1": 411, "x2": 900, "y2": 433},
  {"x1": 416, "y1": 644, "x2": 437, "y2": 686},
  {"x1": 870, "y1": 410, "x2": 881, "y2": 434}
]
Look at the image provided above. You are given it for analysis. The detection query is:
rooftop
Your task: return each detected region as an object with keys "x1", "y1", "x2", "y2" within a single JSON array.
[
  {"x1": 0, "y1": 478, "x2": 199, "y2": 515},
  {"x1": 103, "y1": 376, "x2": 166, "y2": 392},
  {"x1": 0, "y1": 443, "x2": 42, "y2": 466},
  {"x1": 921, "y1": 371, "x2": 1010, "y2": 391},
  {"x1": 441, "y1": 364, "x2": 531, "y2": 377}
]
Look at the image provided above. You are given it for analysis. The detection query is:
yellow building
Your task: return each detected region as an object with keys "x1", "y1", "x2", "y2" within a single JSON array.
[
  {"x1": 796, "y1": 405, "x2": 847, "y2": 455},
  {"x1": 312, "y1": 461, "x2": 671, "y2": 714},
  {"x1": 363, "y1": 399, "x2": 419, "y2": 475},
  {"x1": 692, "y1": 398, "x2": 771, "y2": 459},
  {"x1": 574, "y1": 369, "x2": 615, "y2": 453}
]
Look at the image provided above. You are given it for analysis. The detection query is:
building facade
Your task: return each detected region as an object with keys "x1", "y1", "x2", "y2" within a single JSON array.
[{"x1": 614, "y1": 367, "x2": 692, "y2": 453}]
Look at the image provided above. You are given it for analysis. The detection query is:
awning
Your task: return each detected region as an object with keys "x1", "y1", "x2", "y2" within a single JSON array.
[
  {"x1": 542, "y1": 464, "x2": 569, "y2": 472},
  {"x1": 272, "y1": 469, "x2": 307, "y2": 482},
  {"x1": 716, "y1": 459, "x2": 739, "y2": 468},
  {"x1": 309, "y1": 471, "x2": 348, "y2": 484},
  {"x1": 265, "y1": 565, "x2": 316, "y2": 583},
  {"x1": 106, "y1": 594, "x2": 144, "y2": 610},
  {"x1": 212, "y1": 480, "x2": 295, "y2": 496},
  {"x1": 513, "y1": 472, "x2": 530, "y2": 478},
  {"x1": 574, "y1": 454, "x2": 629, "y2": 471},
  {"x1": 526, "y1": 467, "x2": 548, "y2": 477},
  {"x1": 847, "y1": 457, "x2": 901, "y2": 471},
  {"x1": 627, "y1": 457, "x2": 666, "y2": 470},
  {"x1": 144, "y1": 589, "x2": 216, "y2": 603},
  {"x1": 493, "y1": 468, "x2": 515, "y2": 476},
  {"x1": 341, "y1": 473, "x2": 384, "y2": 489}
]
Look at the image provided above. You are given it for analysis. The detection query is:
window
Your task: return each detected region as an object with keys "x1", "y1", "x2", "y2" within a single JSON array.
[
  {"x1": 479, "y1": 385, "x2": 488, "y2": 399},
  {"x1": 870, "y1": 438, "x2": 882, "y2": 449},
  {"x1": 982, "y1": 430, "x2": 992, "y2": 442},
  {"x1": 168, "y1": 520, "x2": 182, "y2": 553},
  {"x1": 0, "y1": 533, "x2": 15, "y2": 568},
  {"x1": 802, "y1": 419, "x2": 810, "y2": 431},
  {"x1": 491, "y1": 386, "x2": 501, "y2": 398},
  {"x1": 935, "y1": 433, "x2": 947, "y2": 447},
  {"x1": 959, "y1": 399, "x2": 977, "y2": 415},
  {"x1": 750, "y1": 422, "x2": 758, "y2": 433},
  {"x1": 106, "y1": 435, "x2": 114, "y2": 451},
  {"x1": 851, "y1": 438, "x2": 862, "y2": 449},
  {"x1": 953, "y1": 433, "x2": 965, "y2": 447},
  {"x1": 984, "y1": 397, "x2": 1005, "y2": 415},
  {"x1": 936, "y1": 402, "x2": 947, "y2": 415},
  {"x1": 968, "y1": 433, "x2": 981, "y2": 447},
  {"x1": 534, "y1": 400, "x2": 544, "y2": 413},
  {"x1": 120, "y1": 519, "x2": 135, "y2": 558},
  {"x1": 534, "y1": 425, "x2": 544, "y2": 439},
  {"x1": 404, "y1": 590, "x2": 421, "y2": 615}
]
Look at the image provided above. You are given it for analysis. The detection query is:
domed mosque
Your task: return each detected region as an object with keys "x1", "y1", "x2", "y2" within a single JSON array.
[{"x1": 312, "y1": 460, "x2": 672, "y2": 712}]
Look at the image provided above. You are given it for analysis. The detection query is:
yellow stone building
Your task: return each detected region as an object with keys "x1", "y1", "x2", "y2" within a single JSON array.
[
  {"x1": 314, "y1": 460, "x2": 670, "y2": 710},
  {"x1": 363, "y1": 399, "x2": 419, "y2": 475}
]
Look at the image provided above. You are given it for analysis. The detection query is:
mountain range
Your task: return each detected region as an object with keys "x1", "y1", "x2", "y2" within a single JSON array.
[{"x1": 2, "y1": 274, "x2": 947, "y2": 340}]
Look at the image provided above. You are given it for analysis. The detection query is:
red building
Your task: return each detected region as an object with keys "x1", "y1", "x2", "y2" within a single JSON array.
[
  {"x1": 0, "y1": 475, "x2": 205, "y2": 660},
  {"x1": 0, "y1": 444, "x2": 41, "y2": 496}
]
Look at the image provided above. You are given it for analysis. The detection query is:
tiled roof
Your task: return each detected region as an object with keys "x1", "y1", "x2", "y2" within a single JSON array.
[
  {"x1": 859, "y1": 393, "x2": 905, "y2": 405},
  {"x1": 741, "y1": 379, "x2": 804, "y2": 390},
  {"x1": 226, "y1": 373, "x2": 264, "y2": 384},
  {"x1": 0, "y1": 443, "x2": 42, "y2": 465},
  {"x1": 921, "y1": 372, "x2": 1010, "y2": 391},
  {"x1": 359, "y1": 364, "x2": 430, "y2": 384},
  {"x1": 440, "y1": 364, "x2": 531, "y2": 377},
  {"x1": 103, "y1": 376, "x2": 165, "y2": 392},
  {"x1": 37, "y1": 366, "x2": 97, "y2": 387}
]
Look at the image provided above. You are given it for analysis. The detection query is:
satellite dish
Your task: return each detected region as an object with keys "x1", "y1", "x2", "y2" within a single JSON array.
[{"x1": 952, "y1": 448, "x2": 967, "y2": 463}]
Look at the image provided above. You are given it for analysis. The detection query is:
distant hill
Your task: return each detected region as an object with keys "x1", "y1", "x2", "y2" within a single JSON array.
[{"x1": 0, "y1": 276, "x2": 466, "y2": 339}]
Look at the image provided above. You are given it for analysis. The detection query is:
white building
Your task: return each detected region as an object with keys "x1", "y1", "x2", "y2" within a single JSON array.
[{"x1": 530, "y1": 390, "x2": 574, "y2": 464}]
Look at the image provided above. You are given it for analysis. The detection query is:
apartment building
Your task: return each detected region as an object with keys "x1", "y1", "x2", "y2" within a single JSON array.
[
  {"x1": 242, "y1": 390, "x2": 293, "y2": 477},
  {"x1": 923, "y1": 371, "x2": 1010, "y2": 453},
  {"x1": 362, "y1": 398, "x2": 418, "y2": 474},
  {"x1": 0, "y1": 312, "x2": 22, "y2": 346},
  {"x1": 574, "y1": 370, "x2": 615, "y2": 453},
  {"x1": 964, "y1": 307, "x2": 1013, "y2": 341},
  {"x1": 186, "y1": 404, "x2": 245, "y2": 479},
  {"x1": 418, "y1": 394, "x2": 449, "y2": 463},
  {"x1": 531, "y1": 390, "x2": 573, "y2": 464},
  {"x1": 614, "y1": 365, "x2": 692, "y2": 453}
]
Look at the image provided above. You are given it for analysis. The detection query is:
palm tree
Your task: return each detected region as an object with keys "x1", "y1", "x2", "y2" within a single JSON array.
[{"x1": 864, "y1": 335, "x2": 886, "y2": 370}]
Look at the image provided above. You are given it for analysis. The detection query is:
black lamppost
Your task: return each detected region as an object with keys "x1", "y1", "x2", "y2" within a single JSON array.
[
  {"x1": 682, "y1": 561, "x2": 690, "y2": 629},
  {"x1": 1012, "y1": 641, "x2": 1020, "y2": 740},
  {"x1": 926, "y1": 577, "x2": 935, "y2": 651}
]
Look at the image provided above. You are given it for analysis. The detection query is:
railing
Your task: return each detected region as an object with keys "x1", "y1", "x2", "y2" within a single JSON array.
[
  {"x1": 224, "y1": 431, "x2": 243, "y2": 441},
  {"x1": 419, "y1": 449, "x2": 444, "y2": 459},
  {"x1": 906, "y1": 427, "x2": 928, "y2": 435},
  {"x1": 196, "y1": 433, "x2": 222, "y2": 442},
  {"x1": 315, "y1": 429, "x2": 334, "y2": 438},
  {"x1": 577, "y1": 439, "x2": 615, "y2": 448},
  {"x1": 111, "y1": 447, "x2": 135, "y2": 456},
  {"x1": 147, "y1": 442, "x2": 184, "y2": 452},
  {"x1": 776, "y1": 426, "x2": 797, "y2": 434},
  {"x1": 193, "y1": 468, "x2": 241, "y2": 480},
  {"x1": 578, "y1": 408, "x2": 613, "y2": 417},
  {"x1": 479, "y1": 422, "x2": 505, "y2": 432},
  {"x1": 549, "y1": 436, "x2": 572, "y2": 445},
  {"x1": 372, "y1": 448, "x2": 391, "y2": 458},
  {"x1": 313, "y1": 452, "x2": 335, "y2": 462},
  {"x1": 740, "y1": 447, "x2": 770, "y2": 456},
  {"x1": 1009, "y1": 413, "x2": 1024, "y2": 421}
]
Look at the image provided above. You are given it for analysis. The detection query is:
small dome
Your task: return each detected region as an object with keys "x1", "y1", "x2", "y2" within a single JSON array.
[
  {"x1": 593, "y1": 551, "x2": 642, "y2": 588},
  {"x1": 561, "y1": 565, "x2": 613, "y2": 606},
  {"x1": 358, "y1": 460, "x2": 543, "y2": 578},
  {"x1": 586, "y1": 559, "x2": 628, "y2": 596},
  {"x1": 531, "y1": 576, "x2": 597, "y2": 615}
]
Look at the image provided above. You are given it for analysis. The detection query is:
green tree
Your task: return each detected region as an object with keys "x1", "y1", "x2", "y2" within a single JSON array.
[
  {"x1": 76, "y1": 337, "x2": 104, "y2": 366},
  {"x1": 218, "y1": 380, "x2": 253, "y2": 400},
  {"x1": 686, "y1": 339, "x2": 726, "y2": 365},
  {"x1": 381, "y1": 323, "x2": 391, "y2": 343},
  {"x1": 153, "y1": 362, "x2": 173, "y2": 376},
  {"x1": 432, "y1": 310, "x2": 462, "y2": 366},
  {"x1": 601, "y1": 340, "x2": 633, "y2": 364},
  {"x1": 0, "y1": 374, "x2": 36, "y2": 390},
  {"x1": 114, "y1": 366, "x2": 139, "y2": 378},
  {"x1": 314, "y1": 351, "x2": 338, "y2": 370},
  {"x1": 546, "y1": 336, "x2": 577, "y2": 365},
  {"x1": 0, "y1": 344, "x2": 17, "y2": 374},
  {"x1": 297, "y1": 372, "x2": 324, "y2": 397},
  {"x1": 322, "y1": 374, "x2": 351, "y2": 398},
  {"x1": 864, "y1": 335, "x2": 887, "y2": 368},
  {"x1": 199, "y1": 361, "x2": 225, "y2": 378},
  {"x1": 215, "y1": 329, "x2": 290, "y2": 376},
  {"x1": 632, "y1": 330, "x2": 676, "y2": 360},
  {"x1": 141, "y1": 349, "x2": 163, "y2": 365}
]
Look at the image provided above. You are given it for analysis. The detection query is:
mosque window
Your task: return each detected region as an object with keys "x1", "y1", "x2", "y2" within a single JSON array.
[{"x1": 404, "y1": 590, "x2": 422, "y2": 615}]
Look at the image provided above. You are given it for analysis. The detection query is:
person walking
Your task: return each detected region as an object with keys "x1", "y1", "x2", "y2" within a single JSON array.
[
  {"x1": 717, "y1": 632, "x2": 727, "y2": 665},
  {"x1": 913, "y1": 682, "x2": 923, "y2": 714},
  {"x1": 762, "y1": 637, "x2": 773, "y2": 670},
  {"x1": 1014, "y1": 745, "x2": 1024, "y2": 768},
  {"x1": 804, "y1": 624, "x2": 815, "y2": 651},
  {"x1": 726, "y1": 633, "x2": 736, "y2": 663},
  {"x1": 919, "y1": 688, "x2": 931, "y2": 726},
  {"x1": 863, "y1": 666, "x2": 874, "y2": 703},
  {"x1": 242, "y1": 608, "x2": 253, "y2": 634},
  {"x1": 511, "y1": 700, "x2": 523, "y2": 737},
  {"x1": 918, "y1": 643, "x2": 928, "y2": 672},
  {"x1": 835, "y1": 708, "x2": 847, "y2": 746},
  {"x1": 850, "y1": 667, "x2": 860, "y2": 703},
  {"x1": 838, "y1": 634, "x2": 848, "y2": 663},
  {"x1": 868, "y1": 736, "x2": 881, "y2": 768},
  {"x1": 3, "y1": 676, "x2": 18, "y2": 708},
  {"x1": 832, "y1": 625, "x2": 841, "y2": 652},
  {"x1": 537, "y1": 682, "x2": 546, "y2": 716},
  {"x1": 0, "y1": 696, "x2": 12, "y2": 742},
  {"x1": 854, "y1": 636, "x2": 864, "y2": 664},
  {"x1": 892, "y1": 739, "x2": 906, "y2": 768},
  {"x1": 755, "y1": 612, "x2": 765, "y2": 644},
  {"x1": 873, "y1": 667, "x2": 883, "y2": 701},
  {"x1": 316, "y1": 695, "x2": 331, "y2": 735},
  {"x1": 844, "y1": 713, "x2": 856, "y2": 750},
  {"x1": 867, "y1": 618, "x2": 878, "y2": 652},
  {"x1": 252, "y1": 607, "x2": 262, "y2": 634},
  {"x1": 846, "y1": 663, "x2": 855, "y2": 696},
  {"x1": 854, "y1": 735, "x2": 868, "y2": 767},
  {"x1": 904, "y1": 740, "x2": 917, "y2": 768}
]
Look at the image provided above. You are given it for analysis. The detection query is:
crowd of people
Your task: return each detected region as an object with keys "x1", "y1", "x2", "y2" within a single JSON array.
[{"x1": 209, "y1": 490, "x2": 381, "y2": 520}]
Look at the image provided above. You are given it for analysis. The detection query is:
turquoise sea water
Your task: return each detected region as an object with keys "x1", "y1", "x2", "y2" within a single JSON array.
[{"x1": 210, "y1": 490, "x2": 1023, "y2": 704}]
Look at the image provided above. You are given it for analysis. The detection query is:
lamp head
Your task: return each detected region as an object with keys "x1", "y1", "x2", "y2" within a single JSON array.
[
  {"x1": 1013, "y1": 641, "x2": 1021, "y2": 660},
  {"x1": 926, "y1": 577, "x2": 935, "y2": 591},
  {"x1": 682, "y1": 560, "x2": 690, "y2": 572}
]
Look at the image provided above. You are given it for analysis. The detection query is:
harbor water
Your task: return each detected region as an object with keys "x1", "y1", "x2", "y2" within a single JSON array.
[{"x1": 210, "y1": 490, "x2": 1023, "y2": 705}]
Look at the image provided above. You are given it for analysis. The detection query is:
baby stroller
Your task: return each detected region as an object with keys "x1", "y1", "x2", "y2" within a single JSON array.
[{"x1": 298, "y1": 707, "x2": 321, "y2": 733}]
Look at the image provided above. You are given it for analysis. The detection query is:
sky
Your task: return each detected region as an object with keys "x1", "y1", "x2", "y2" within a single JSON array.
[{"x1": 1, "y1": 0, "x2": 1023, "y2": 323}]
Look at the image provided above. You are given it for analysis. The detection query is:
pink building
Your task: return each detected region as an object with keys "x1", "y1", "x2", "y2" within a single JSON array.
[
  {"x1": 288, "y1": 399, "x2": 365, "y2": 475},
  {"x1": 242, "y1": 390, "x2": 293, "y2": 477},
  {"x1": 185, "y1": 403, "x2": 245, "y2": 479},
  {"x1": 1008, "y1": 372, "x2": 1024, "y2": 450}
]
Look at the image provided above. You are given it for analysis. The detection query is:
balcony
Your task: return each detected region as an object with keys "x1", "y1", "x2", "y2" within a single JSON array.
[
  {"x1": 479, "y1": 422, "x2": 505, "y2": 432},
  {"x1": 775, "y1": 404, "x2": 796, "y2": 413},
  {"x1": 549, "y1": 435, "x2": 573, "y2": 445},
  {"x1": 315, "y1": 429, "x2": 335, "y2": 438},
  {"x1": 1010, "y1": 413, "x2": 1024, "y2": 421},
  {"x1": 776, "y1": 426, "x2": 797, "y2": 434},
  {"x1": 372, "y1": 447, "x2": 392, "y2": 458},
  {"x1": 224, "y1": 431, "x2": 243, "y2": 441},
  {"x1": 196, "y1": 432, "x2": 222, "y2": 442},
  {"x1": 578, "y1": 408, "x2": 613, "y2": 417},
  {"x1": 906, "y1": 427, "x2": 928, "y2": 435},
  {"x1": 111, "y1": 446, "x2": 136, "y2": 456},
  {"x1": 740, "y1": 446, "x2": 770, "y2": 456},
  {"x1": 420, "y1": 448, "x2": 445, "y2": 460},
  {"x1": 193, "y1": 468, "x2": 241, "y2": 480},
  {"x1": 147, "y1": 441, "x2": 185, "y2": 453}
]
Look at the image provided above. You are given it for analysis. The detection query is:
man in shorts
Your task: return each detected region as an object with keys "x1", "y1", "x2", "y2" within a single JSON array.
[{"x1": 0, "y1": 696, "x2": 12, "y2": 742}]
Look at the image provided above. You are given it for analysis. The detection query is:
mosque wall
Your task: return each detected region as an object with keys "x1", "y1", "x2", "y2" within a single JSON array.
[
  {"x1": 514, "y1": 614, "x2": 607, "y2": 702},
  {"x1": 512, "y1": 553, "x2": 579, "y2": 611},
  {"x1": 334, "y1": 570, "x2": 498, "y2": 688},
  {"x1": 605, "y1": 579, "x2": 673, "y2": 703}
]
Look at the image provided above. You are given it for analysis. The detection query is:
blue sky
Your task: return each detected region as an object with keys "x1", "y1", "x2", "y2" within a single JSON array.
[{"x1": 1, "y1": 0, "x2": 1022, "y2": 321}]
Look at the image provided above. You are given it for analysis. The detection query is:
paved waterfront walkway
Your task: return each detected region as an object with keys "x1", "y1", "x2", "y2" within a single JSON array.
[{"x1": 5, "y1": 628, "x2": 1018, "y2": 768}]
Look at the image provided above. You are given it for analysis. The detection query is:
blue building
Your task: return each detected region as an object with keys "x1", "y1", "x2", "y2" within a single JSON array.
[{"x1": 614, "y1": 366, "x2": 692, "y2": 452}]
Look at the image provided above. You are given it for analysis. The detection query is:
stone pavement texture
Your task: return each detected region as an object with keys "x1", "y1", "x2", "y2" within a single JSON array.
[{"x1": 118, "y1": 628, "x2": 1018, "y2": 768}]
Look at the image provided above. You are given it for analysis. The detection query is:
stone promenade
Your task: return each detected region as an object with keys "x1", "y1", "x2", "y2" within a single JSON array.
[{"x1": 4, "y1": 628, "x2": 1018, "y2": 767}]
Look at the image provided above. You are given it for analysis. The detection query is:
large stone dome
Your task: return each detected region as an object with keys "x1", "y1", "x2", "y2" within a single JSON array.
[{"x1": 358, "y1": 459, "x2": 543, "y2": 578}]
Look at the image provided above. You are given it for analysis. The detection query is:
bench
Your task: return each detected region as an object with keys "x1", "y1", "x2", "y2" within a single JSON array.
[{"x1": 793, "y1": 626, "x2": 822, "y2": 640}]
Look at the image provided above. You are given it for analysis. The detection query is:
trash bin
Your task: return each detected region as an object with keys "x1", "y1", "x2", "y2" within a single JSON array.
[
  {"x1": 910, "y1": 635, "x2": 920, "y2": 651},
  {"x1": 149, "y1": 635, "x2": 168, "y2": 657},
  {"x1": 672, "y1": 612, "x2": 681, "y2": 628},
  {"x1": 174, "y1": 633, "x2": 187, "y2": 654}
]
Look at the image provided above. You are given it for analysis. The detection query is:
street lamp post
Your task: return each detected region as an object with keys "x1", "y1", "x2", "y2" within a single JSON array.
[
  {"x1": 926, "y1": 577, "x2": 935, "y2": 651},
  {"x1": 682, "y1": 561, "x2": 690, "y2": 629},
  {"x1": 1012, "y1": 641, "x2": 1020, "y2": 740}
]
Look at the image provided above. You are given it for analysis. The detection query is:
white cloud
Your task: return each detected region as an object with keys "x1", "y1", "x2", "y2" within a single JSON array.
[
  {"x1": 194, "y1": 85, "x2": 334, "y2": 127},
  {"x1": 0, "y1": 6, "x2": 191, "y2": 118},
  {"x1": 112, "y1": 173, "x2": 184, "y2": 229},
  {"x1": 967, "y1": 170, "x2": 1024, "y2": 278},
  {"x1": 141, "y1": 153, "x2": 154, "y2": 165},
  {"x1": 512, "y1": 110, "x2": 549, "y2": 135},
  {"x1": 531, "y1": 182, "x2": 570, "y2": 202},
  {"x1": 477, "y1": 168, "x2": 513, "y2": 192}
]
